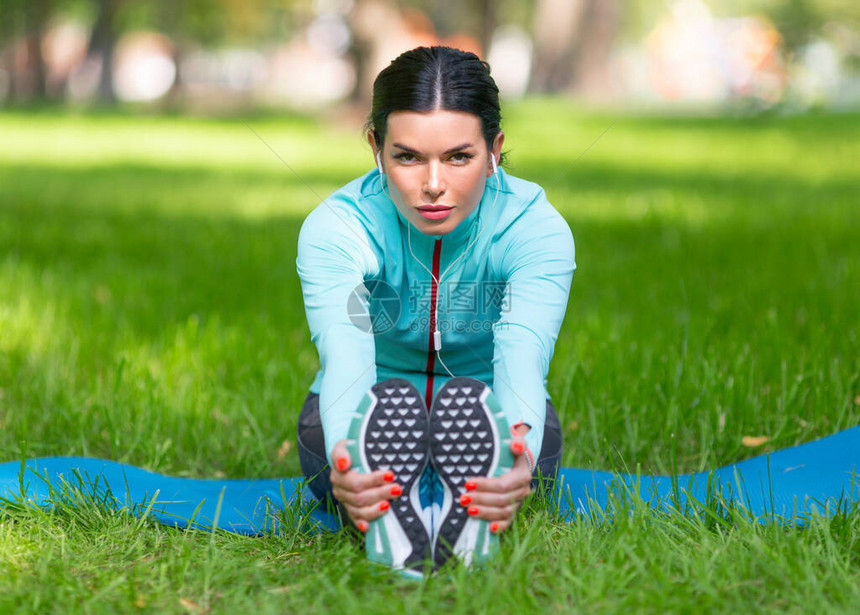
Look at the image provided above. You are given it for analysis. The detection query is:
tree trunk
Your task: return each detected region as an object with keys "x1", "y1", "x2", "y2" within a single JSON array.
[
  {"x1": 531, "y1": 0, "x2": 619, "y2": 98},
  {"x1": 158, "y1": 0, "x2": 183, "y2": 110},
  {"x1": 1, "y1": 1, "x2": 20, "y2": 102},
  {"x1": 86, "y1": 0, "x2": 119, "y2": 104},
  {"x1": 346, "y1": 0, "x2": 380, "y2": 104},
  {"x1": 475, "y1": 0, "x2": 496, "y2": 59},
  {"x1": 20, "y1": 0, "x2": 50, "y2": 101},
  {"x1": 530, "y1": 0, "x2": 587, "y2": 92},
  {"x1": 570, "y1": 0, "x2": 620, "y2": 100}
]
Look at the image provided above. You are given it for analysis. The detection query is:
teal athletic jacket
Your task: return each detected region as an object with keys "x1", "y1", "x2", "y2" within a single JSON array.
[{"x1": 297, "y1": 167, "x2": 575, "y2": 464}]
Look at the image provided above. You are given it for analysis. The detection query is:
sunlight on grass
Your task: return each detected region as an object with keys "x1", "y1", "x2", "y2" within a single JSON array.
[
  {"x1": 0, "y1": 522, "x2": 39, "y2": 572},
  {"x1": 548, "y1": 186, "x2": 716, "y2": 226},
  {"x1": 0, "y1": 282, "x2": 61, "y2": 368},
  {"x1": 0, "y1": 113, "x2": 365, "y2": 174},
  {"x1": 505, "y1": 98, "x2": 858, "y2": 183}
]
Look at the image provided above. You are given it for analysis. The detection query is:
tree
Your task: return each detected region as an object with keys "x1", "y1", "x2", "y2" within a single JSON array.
[
  {"x1": 531, "y1": 0, "x2": 620, "y2": 97},
  {"x1": 84, "y1": 0, "x2": 120, "y2": 103},
  {"x1": 0, "y1": 0, "x2": 52, "y2": 101}
]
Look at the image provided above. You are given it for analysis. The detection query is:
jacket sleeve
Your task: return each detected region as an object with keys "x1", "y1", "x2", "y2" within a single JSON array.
[
  {"x1": 492, "y1": 190, "x2": 575, "y2": 461},
  {"x1": 296, "y1": 200, "x2": 380, "y2": 462}
]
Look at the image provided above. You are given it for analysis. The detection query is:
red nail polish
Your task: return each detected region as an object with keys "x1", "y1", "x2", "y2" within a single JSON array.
[
  {"x1": 459, "y1": 494, "x2": 472, "y2": 506},
  {"x1": 336, "y1": 457, "x2": 348, "y2": 471},
  {"x1": 379, "y1": 501, "x2": 390, "y2": 512},
  {"x1": 490, "y1": 522, "x2": 499, "y2": 534},
  {"x1": 390, "y1": 485, "x2": 402, "y2": 497},
  {"x1": 357, "y1": 521, "x2": 368, "y2": 532},
  {"x1": 512, "y1": 441, "x2": 525, "y2": 455},
  {"x1": 467, "y1": 506, "x2": 479, "y2": 516},
  {"x1": 465, "y1": 481, "x2": 477, "y2": 491},
  {"x1": 383, "y1": 470, "x2": 395, "y2": 482}
]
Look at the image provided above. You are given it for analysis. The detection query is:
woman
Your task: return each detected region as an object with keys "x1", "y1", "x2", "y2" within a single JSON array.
[{"x1": 296, "y1": 46, "x2": 575, "y2": 575}]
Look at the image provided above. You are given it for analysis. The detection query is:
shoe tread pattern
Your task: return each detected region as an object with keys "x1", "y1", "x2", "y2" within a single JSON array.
[
  {"x1": 429, "y1": 378, "x2": 499, "y2": 568},
  {"x1": 362, "y1": 379, "x2": 431, "y2": 569}
]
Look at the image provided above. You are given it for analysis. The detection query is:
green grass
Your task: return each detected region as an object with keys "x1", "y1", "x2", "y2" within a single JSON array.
[{"x1": 1, "y1": 100, "x2": 859, "y2": 612}]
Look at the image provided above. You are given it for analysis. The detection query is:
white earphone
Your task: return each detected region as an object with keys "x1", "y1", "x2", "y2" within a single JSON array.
[
  {"x1": 491, "y1": 155, "x2": 498, "y2": 175},
  {"x1": 376, "y1": 152, "x2": 384, "y2": 174}
]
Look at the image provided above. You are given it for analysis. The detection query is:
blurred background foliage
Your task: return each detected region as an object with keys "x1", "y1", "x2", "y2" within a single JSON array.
[{"x1": 0, "y1": 0, "x2": 857, "y2": 113}]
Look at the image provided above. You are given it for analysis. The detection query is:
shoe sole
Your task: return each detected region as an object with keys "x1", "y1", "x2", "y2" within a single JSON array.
[
  {"x1": 429, "y1": 377, "x2": 514, "y2": 569},
  {"x1": 346, "y1": 378, "x2": 432, "y2": 576}
]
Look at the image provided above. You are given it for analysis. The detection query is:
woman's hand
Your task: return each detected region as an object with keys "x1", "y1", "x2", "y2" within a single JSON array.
[
  {"x1": 329, "y1": 439, "x2": 402, "y2": 533},
  {"x1": 458, "y1": 426, "x2": 533, "y2": 534}
]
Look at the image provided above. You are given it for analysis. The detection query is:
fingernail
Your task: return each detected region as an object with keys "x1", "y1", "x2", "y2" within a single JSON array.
[
  {"x1": 512, "y1": 441, "x2": 525, "y2": 455},
  {"x1": 490, "y1": 522, "x2": 499, "y2": 534},
  {"x1": 459, "y1": 494, "x2": 472, "y2": 506},
  {"x1": 357, "y1": 521, "x2": 368, "y2": 533},
  {"x1": 465, "y1": 481, "x2": 477, "y2": 491},
  {"x1": 336, "y1": 457, "x2": 348, "y2": 471},
  {"x1": 390, "y1": 485, "x2": 402, "y2": 497},
  {"x1": 383, "y1": 470, "x2": 395, "y2": 482},
  {"x1": 467, "y1": 506, "x2": 479, "y2": 516},
  {"x1": 379, "y1": 501, "x2": 390, "y2": 512}
]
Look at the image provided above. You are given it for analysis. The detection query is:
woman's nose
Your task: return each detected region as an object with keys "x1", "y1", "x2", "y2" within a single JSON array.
[{"x1": 423, "y1": 161, "x2": 445, "y2": 199}]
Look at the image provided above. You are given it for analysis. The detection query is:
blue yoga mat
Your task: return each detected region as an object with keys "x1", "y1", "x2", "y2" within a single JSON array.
[{"x1": 2, "y1": 426, "x2": 858, "y2": 534}]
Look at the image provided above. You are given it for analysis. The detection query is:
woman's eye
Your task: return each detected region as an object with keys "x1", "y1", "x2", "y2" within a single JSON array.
[
  {"x1": 394, "y1": 153, "x2": 418, "y2": 163},
  {"x1": 450, "y1": 153, "x2": 473, "y2": 163}
]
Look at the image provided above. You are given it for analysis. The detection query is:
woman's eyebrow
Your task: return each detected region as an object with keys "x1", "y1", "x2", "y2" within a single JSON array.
[{"x1": 391, "y1": 142, "x2": 475, "y2": 155}]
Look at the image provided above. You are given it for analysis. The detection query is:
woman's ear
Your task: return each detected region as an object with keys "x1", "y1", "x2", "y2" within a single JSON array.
[
  {"x1": 488, "y1": 131, "x2": 505, "y2": 176},
  {"x1": 367, "y1": 130, "x2": 379, "y2": 156},
  {"x1": 367, "y1": 131, "x2": 383, "y2": 173}
]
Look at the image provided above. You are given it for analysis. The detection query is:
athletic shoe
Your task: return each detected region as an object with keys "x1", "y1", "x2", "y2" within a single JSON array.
[
  {"x1": 345, "y1": 378, "x2": 432, "y2": 577},
  {"x1": 428, "y1": 377, "x2": 515, "y2": 569}
]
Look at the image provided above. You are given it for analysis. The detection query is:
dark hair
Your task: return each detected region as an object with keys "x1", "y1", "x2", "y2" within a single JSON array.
[{"x1": 367, "y1": 46, "x2": 505, "y2": 164}]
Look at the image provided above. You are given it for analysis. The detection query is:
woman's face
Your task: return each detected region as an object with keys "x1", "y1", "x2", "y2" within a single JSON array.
[{"x1": 368, "y1": 110, "x2": 504, "y2": 236}]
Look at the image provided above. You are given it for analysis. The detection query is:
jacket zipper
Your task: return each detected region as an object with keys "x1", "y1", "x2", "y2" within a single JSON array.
[{"x1": 423, "y1": 239, "x2": 443, "y2": 410}]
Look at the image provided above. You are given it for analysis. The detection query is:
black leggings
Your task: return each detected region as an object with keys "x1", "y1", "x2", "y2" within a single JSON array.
[{"x1": 296, "y1": 385, "x2": 564, "y2": 504}]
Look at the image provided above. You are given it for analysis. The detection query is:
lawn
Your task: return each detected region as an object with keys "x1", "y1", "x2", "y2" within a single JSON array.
[{"x1": 1, "y1": 101, "x2": 859, "y2": 612}]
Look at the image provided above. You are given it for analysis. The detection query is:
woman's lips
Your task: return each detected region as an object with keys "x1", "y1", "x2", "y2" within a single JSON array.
[{"x1": 417, "y1": 205, "x2": 453, "y2": 220}]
